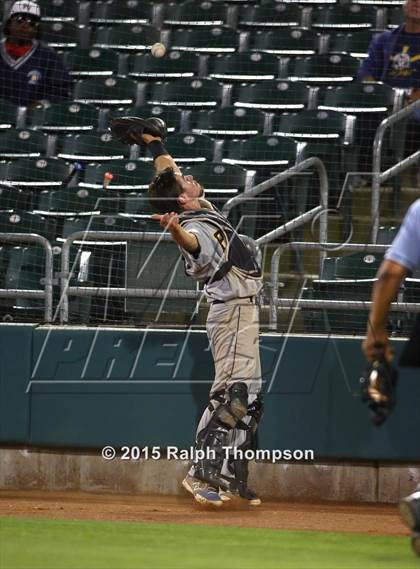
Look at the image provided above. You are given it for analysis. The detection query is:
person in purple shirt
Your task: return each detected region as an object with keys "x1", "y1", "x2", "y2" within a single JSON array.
[
  {"x1": 0, "y1": 1, "x2": 73, "y2": 109},
  {"x1": 357, "y1": 0, "x2": 420, "y2": 171},
  {"x1": 362, "y1": 198, "x2": 420, "y2": 557}
]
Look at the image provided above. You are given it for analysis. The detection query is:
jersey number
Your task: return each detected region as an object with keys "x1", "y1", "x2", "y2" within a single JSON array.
[{"x1": 214, "y1": 229, "x2": 226, "y2": 251}]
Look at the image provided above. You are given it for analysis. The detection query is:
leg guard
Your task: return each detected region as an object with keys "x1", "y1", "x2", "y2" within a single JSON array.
[{"x1": 194, "y1": 383, "x2": 249, "y2": 490}]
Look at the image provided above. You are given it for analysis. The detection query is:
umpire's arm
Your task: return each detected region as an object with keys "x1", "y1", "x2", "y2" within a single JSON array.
[{"x1": 362, "y1": 260, "x2": 407, "y2": 362}]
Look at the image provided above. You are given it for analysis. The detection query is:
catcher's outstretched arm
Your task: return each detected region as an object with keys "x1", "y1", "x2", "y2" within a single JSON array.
[{"x1": 143, "y1": 133, "x2": 181, "y2": 176}]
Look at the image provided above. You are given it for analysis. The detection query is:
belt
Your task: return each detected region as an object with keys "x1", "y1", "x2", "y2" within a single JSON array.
[{"x1": 212, "y1": 296, "x2": 256, "y2": 306}]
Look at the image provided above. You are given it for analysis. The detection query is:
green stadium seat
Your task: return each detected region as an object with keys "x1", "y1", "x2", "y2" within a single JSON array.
[
  {"x1": 387, "y1": 6, "x2": 405, "y2": 28},
  {"x1": 29, "y1": 101, "x2": 99, "y2": 132},
  {"x1": 0, "y1": 184, "x2": 32, "y2": 212},
  {"x1": 4, "y1": 245, "x2": 47, "y2": 319},
  {"x1": 0, "y1": 211, "x2": 55, "y2": 240},
  {"x1": 90, "y1": 0, "x2": 154, "y2": 25},
  {"x1": 209, "y1": 52, "x2": 281, "y2": 82},
  {"x1": 79, "y1": 160, "x2": 155, "y2": 191},
  {"x1": 0, "y1": 158, "x2": 70, "y2": 188},
  {"x1": 34, "y1": 187, "x2": 119, "y2": 217},
  {"x1": 93, "y1": 24, "x2": 160, "y2": 51},
  {"x1": 238, "y1": 4, "x2": 303, "y2": 28},
  {"x1": 38, "y1": 0, "x2": 80, "y2": 22},
  {"x1": 164, "y1": 133, "x2": 217, "y2": 163},
  {"x1": 234, "y1": 80, "x2": 311, "y2": 111},
  {"x1": 191, "y1": 106, "x2": 266, "y2": 137},
  {"x1": 334, "y1": 252, "x2": 383, "y2": 279},
  {"x1": 377, "y1": 225, "x2": 399, "y2": 245},
  {"x1": 169, "y1": 26, "x2": 239, "y2": 53},
  {"x1": 43, "y1": 22, "x2": 84, "y2": 49},
  {"x1": 128, "y1": 51, "x2": 201, "y2": 80},
  {"x1": 74, "y1": 76, "x2": 139, "y2": 106},
  {"x1": 64, "y1": 48, "x2": 120, "y2": 77},
  {"x1": 327, "y1": 30, "x2": 378, "y2": 58},
  {"x1": 0, "y1": 100, "x2": 19, "y2": 130},
  {"x1": 148, "y1": 78, "x2": 224, "y2": 108},
  {"x1": 223, "y1": 135, "x2": 301, "y2": 236},
  {"x1": 250, "y1": 29, "x2": 319, "y2": 56},
  {"x1": 289, "y1": 54, "x2": 361, "y2": 83},
  {"x1": 310, "y1": 5, "x2": 378, "y2": 30},
  {"x1": 58, "y1": 133, "x2": 130, "y2": 162},
  {"x1": 110, "y1": 105, "x2": 182, "y2": 134},
  {"x1": 162, "y1": 1, "x2": 231, "y2": 27},
  {"x1": 0, "y1": 130, "x2": 49, "y2": 159}
]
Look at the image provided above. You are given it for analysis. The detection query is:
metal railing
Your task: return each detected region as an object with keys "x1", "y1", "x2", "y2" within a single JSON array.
[
  {"x1": 0, "y1": 233, "x2": 53, "y2": 322},
  {"x1": 222, "y1": 157, "x2": 329, "y2": 270},
  {"x1": 371, "y1": 98, "x2": 420, "y2": 243},
  {"x1": 268, "y1": 242, "x2": 393, "y2": 330}
]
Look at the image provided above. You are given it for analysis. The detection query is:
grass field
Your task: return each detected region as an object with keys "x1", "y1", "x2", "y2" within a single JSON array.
[{"x1": 0, "y1": 516, "x2": 417, "y2": 569}]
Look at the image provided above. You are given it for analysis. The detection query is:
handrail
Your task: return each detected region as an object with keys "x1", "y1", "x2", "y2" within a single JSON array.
[
  {"x1": 0, "y1": 233, "x2": 53, "y2": 322},
  {"x1": 269, "y1": 241, "x2": 388, "y2": 330},
  {"x1": 371, "y1": 98, "x2": 420, "y2": 243},
  {"x1": 222, "y1": 157, "x2": 329, "y2": 270}
]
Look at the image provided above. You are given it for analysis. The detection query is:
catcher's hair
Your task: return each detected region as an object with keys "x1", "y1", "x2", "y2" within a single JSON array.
[{"x1": 148, "y1": 167, "x2": 183, "y2": 214}]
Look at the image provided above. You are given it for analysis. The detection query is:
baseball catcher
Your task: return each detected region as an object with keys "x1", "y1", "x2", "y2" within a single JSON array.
[{"x1": 109, "y1": 115, "x2": 263, "y2": 507}]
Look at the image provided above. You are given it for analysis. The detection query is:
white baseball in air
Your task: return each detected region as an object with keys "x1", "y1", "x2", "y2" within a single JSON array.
[{"x1": 151, "y1": 42, "x2": 166, "y2": 58}]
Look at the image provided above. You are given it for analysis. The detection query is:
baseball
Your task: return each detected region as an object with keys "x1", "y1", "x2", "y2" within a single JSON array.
[{"x1": 151, "y1": 42, "x2": 166, "y2": 58}]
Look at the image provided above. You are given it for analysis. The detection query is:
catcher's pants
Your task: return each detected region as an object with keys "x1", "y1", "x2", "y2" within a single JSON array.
[{"x1": 189, "y1": 298, "x2": 262, "y2": 478}]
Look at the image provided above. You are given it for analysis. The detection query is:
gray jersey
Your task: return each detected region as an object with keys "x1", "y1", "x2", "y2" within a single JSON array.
[{"x1": 180, "y1": 219, "x2": 262, "y2": 302}]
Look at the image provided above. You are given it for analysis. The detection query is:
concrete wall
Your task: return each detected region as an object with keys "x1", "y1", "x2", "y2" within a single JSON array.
[{"x1": 1, "y1": 448, "x2": 419, "y2": 503}]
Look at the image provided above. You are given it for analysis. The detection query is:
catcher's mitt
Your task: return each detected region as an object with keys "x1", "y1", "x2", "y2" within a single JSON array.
[
  {"x1": 360, "y1": 345, "x2": 398, "y2": 426},
  {"x1": 109, "y1": 116, "x2": 167, "y2": 145}
]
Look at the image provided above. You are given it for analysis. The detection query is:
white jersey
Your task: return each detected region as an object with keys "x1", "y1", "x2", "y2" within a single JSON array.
[{"x1": 179, "y1": 207, "x2": 262, "y2": 303}]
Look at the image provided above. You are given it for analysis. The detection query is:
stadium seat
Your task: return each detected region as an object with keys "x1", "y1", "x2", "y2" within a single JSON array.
[
  {"x1": 110, "y1": 105, "x2": 183, "y2": 134},
  {"x1": 209, "y1": 52, "x2": 281, "y2": 82},
  {"x1": 162, "y1": 1, "x2": 231, "y2": 27},
  {"x1": 30, "y1": 101, "x2": 99, "y2": 132},
  {"x1": 183, "y1": 162, "x2": 251, "y2": 197},
  {"x1": 190, "y1": 106, "x2": 266, "y2": 137},
  {"x1": 272, "y1": 109, "x2": 351, "y2": 141},
  {"x1": 74, "y1": 76, "x2": 139, "y2": 106},
  {"x1": 125, "y1": 238, "x2": 198, "y2": 323},
  {"x1": 148, "y1": 78, "x2": 224, "y2": 108},
  {"x1": 163, "y1": 133, "x2": 217, "y2": 163},
  {"x1": 0, "y1": 184, "x2": 32, "y2": 212},
  {"x1": 234, "y1": 80, "x2": 312, "y2": 111},
  {"x1": 38, "y1": 0, "x2": 81, "y2": 22},
  {"x1": 93, "y1": 24, "x2": 160, "y2": 51},
  {"x1": 35, "y1": 187, "x2": 119, "y2": 216},
  {"x1": 0, "y1": 158, "x2": 70, "y2": 188},
  {"x1": 377, "y1": 225, "x2": 399, "y2": 245},
  {"x1": 327, "y1": 30, "x2": 378, "y2": 58},
  {"x1": 238, "y1": 3, "x2": 303, "y2": 28},
  {"x1": 42, "y1": 22, "x2": 85, "y2": 49},
  {"x1": 387, "y1": 6, "x2": 404, "y2": 28},
  {"x1": 0, "y1": 100, "x2": 19, "y2": 130},
  {"x1": 310, "y1": 5, "x2": 379, "y2": 30},
  {"x1": 128, "y1": 51, "x2": 201, "y2": 80},
  {"x1": 64, "y1": 48, "x2": 120, "y2": 77},
  {"x1": 223, "y1": 135, "x2": 301, "y2": 237},
  {"x1": 0, "y1": 130, "x2": 49, "y2": 159},
  {"x1": 289, "y1": 54, "x2": 361, "y2": 83},
  {"x1": 0, "y1": 211, "x2": 55, "y2": 239},
  {"x1": 169, "y1": 26, "x2": 239, "y2": 53},
  {"x1": 183, "y1": 162, "x2": 253, "y2": 229},
  {"x1": 325, "y1": 252, "x2": 383, "y2": 279},
  {"x1": 90, "y1": 0, "x2": 154, "y2": 25},
  {"x1": 58, "y1": 133, "x2": 130, "y2": 162},
  {"x1": 317, "y1": 82, "x2": 401, "y2": 176},
  {"x1": 250, "y1": 28, "x2": 319, "y2": 56},
  {"x1": 79, "y1": 160, "x2": 155, "y2": 191}
]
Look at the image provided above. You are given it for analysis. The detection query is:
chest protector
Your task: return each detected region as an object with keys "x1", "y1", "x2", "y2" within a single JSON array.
[{"x1": 179, "y1": 208, "x2": 261, "y2": 284}]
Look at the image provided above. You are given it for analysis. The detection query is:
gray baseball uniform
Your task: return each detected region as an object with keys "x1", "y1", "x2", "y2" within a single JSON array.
[{"x1": 178, "y1": 205, "x2": 263, "y2": 485}]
